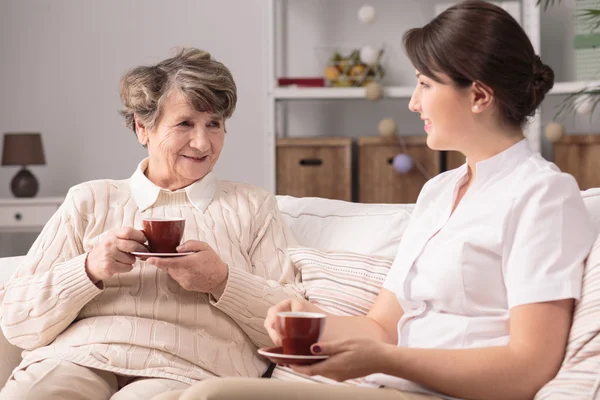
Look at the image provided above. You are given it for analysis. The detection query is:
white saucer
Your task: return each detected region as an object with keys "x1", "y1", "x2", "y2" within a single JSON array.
[
  {"x1": 131, "y1": 251, "x2": 195, "y2": 258},
  {"x1": 257, "y1": 346, "x2": 328, "y2": 365}
]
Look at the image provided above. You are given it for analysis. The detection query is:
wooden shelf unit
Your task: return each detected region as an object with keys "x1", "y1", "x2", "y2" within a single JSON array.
[
  {"x1": 358, "y1": 136, "x2": 440, "y2": 204},
  {"x1": 276, "y1": 137, "x2": 353, "y2": 201}
]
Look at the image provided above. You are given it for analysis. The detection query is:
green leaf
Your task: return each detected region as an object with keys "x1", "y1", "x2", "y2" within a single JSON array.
[
  {"x1": 536, "y1": 0, "x2": 562, "y2": 11},
  {"x1": 554, "y1": 87, "x2": 600, "y2": 120},
  {"x1": 588, "y1": 95, "x2": 600, "y2": 123},
  {"x1": 578, "y1": 9, "x2": 600, "y2": 31},
  {"x1": 538, "y1": 0, "x2": 600, "y2": 119}
]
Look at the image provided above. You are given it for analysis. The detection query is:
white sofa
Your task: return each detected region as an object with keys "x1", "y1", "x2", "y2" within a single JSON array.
[{"x1": 1, "y1": 192, "x2": 600, "y2": 394}]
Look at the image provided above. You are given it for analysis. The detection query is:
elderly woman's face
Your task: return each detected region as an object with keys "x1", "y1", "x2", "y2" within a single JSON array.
[{"x1": 136, "y1": 91, "x2": 225, "y2": 189}]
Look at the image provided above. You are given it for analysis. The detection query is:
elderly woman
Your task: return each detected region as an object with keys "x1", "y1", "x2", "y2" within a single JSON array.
[{"x1": 0, "y1": 48, "x2": 302, "y2": 400}]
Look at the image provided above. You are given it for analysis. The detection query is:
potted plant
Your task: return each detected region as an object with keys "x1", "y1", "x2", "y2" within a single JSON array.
[{"x1": 538, "y1": 0, "x2": 600, "y2": 118}]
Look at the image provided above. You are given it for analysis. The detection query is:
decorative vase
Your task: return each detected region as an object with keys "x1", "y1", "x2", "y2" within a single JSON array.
[{"x1": 10, "y1": 167, "x2": 39, "y2": 197}]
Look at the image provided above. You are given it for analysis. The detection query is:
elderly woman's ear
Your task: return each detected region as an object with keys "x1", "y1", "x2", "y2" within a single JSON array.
[{"x1": 134, "y1": 115, "x2": 149, "y2": 147}]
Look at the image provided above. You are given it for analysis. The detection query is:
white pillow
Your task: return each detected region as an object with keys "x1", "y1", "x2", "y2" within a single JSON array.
[
  {"x1": 536, "y1": 233, "x2": 600, "y2": 399},
  {"x1": 271, "y1": 246, "x2": 393, "y2": 386},
  {"x1": 582, "y1": 188, "x2": 600, "y2": 236},
  {"x1": 290, "y1": 246, "x2": 393, "y2": 316},
  {"x1": 0, "y1": 256, "x2": 25, "y2": 387},
  {"x1": 276, "y1": 195, "x2": 414, "y2": 257},
  {"x1": 0, "y1": 257, "x2": 23, "y2": 286}
]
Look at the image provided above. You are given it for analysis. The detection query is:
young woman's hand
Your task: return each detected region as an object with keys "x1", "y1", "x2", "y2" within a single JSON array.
[{"x1": 292, "y1": 338, "x2": 391, "y2": 382}]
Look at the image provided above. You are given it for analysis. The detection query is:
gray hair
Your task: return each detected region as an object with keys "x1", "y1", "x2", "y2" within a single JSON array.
[{"x1": 119, "y1": 48, "x2": 237, "y2": 134}]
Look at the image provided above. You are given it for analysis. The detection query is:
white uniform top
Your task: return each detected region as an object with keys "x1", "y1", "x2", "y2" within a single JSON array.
[{"x1": 365, "y1": 139, "x2": 596, "y2": 398}]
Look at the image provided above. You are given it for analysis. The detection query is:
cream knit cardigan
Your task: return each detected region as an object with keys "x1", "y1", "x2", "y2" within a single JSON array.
[{"x1": 0, "y1": 161, "x2": 303, "y2": 384}]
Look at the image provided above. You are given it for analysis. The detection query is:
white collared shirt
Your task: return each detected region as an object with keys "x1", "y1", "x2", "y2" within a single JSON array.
[
  {"x1": 366, "y1": 139, "x2": 596, "y2": 397},
  {"x1": 129, "y1": 158, "x2": 217, "y2": 212}
]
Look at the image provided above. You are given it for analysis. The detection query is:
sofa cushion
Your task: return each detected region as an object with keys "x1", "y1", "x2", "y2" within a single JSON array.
[
  {"x1": 271, "y1": 246, "x2": 393, "y2": 386},
  {"x1": 276, "y1": 195, "x2": 413, "y2": 257},
  {"x1": 289, "y1": 246, "x2": 393, "y2": 316},
  {"x1": 535, "y1": 233, "x2": 600, "y2": 399},
  {"x1": 0, "y1": 256, "x2": 25, "y2": 387},
  {"x1": 582, "y1": 188, "x2": 600, "y2": 235},
  {"x1": 0, "y1": 332, "x2": 21, "y2": 386},
  {"x1": 0, "y1": 256, "x2": 23, "y2": 286}
]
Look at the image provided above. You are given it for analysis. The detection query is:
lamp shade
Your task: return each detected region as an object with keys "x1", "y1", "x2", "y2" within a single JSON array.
[{"x1": 1, "y1": 133, "x2": 46, "y2": 166}]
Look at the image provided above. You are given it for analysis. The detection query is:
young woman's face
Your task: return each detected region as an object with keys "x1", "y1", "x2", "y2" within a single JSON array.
[{"x1": 408, "y1": 70, "x2": 473, "y2": 151}]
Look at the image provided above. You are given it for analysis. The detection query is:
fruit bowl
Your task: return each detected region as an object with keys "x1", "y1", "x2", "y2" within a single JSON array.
[{"x1": 319, "y1": 46, "x2": 386, "y2": 87}]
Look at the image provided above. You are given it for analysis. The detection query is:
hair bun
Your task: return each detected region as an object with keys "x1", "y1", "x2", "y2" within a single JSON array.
[
  {"x1": 532, "y1": 56, "x2": 554, "y2": 97},
  {"x1": 527, "y1": 55, "x2": 555, "y2": 115}
]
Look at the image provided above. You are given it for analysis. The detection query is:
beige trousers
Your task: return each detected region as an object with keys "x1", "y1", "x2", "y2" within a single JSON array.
[
  {"x1": 0, "y1": 358, "x2": 189, "y2": 400},
  {"x1": 151, "y1": 377, "x2": 442, "y2": 400}
]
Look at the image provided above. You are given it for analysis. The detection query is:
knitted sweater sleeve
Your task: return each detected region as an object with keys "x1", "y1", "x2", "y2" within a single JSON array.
[
  {"x1": 210, "y1": 193, "x2": 305, "y2": 348},
  {"x1": 0, "y1": 185, "x2": 102, "y2": 350}
]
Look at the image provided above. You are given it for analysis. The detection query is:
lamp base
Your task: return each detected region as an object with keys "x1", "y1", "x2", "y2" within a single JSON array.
[{"x1": 11, "y1": 167, "x2": 39, "y2": 198}]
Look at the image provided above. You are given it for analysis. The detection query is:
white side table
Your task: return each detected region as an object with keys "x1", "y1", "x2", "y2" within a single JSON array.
[{"x1": 0, "y1": 197, "x2": 64, "y2": 233}]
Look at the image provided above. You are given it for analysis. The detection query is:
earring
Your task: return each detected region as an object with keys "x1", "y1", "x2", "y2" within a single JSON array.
[{"x1": 474, "y1": 105, "x2": 479, "y2": 111}]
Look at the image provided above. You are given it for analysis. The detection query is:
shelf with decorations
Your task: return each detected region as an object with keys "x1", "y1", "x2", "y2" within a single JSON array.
[
  {"x1": 272, "y1": 85, "x2": 415, "y2": 100},
  {"x1": 264, "y1": 0, "x2": 543, "y2": 200},
  {"x1": 271, "y1": 80, "x2": 600, "y2": 101},
  {"x1": 534, "y1": 0, "x2": 600, "y2": 190},
  {"x1": 551, "y1": 80, "x2": 600, "y2": 95}
]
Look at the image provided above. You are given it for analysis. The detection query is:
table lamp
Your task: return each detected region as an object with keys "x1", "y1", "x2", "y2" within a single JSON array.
[{"x1": 1, "y1": 133, "x2": 46, "y2": 197}]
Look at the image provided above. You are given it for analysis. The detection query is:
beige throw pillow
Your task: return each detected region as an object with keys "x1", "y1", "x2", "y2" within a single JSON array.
[
  {"x1": 271, "y1": 247, "x2": 393, "y2": 386},
  {"x1": 536, "y1": 234, "x2": 600, "y2": 399}
]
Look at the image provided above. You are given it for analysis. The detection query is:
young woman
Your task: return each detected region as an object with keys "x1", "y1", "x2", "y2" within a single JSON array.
[{"x1": 154, "y1": 1, "x2": 595, "y2": 399}]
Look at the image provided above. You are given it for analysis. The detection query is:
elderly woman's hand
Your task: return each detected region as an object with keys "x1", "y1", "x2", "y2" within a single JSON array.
[
  {"x1": 146, "y1": 241, "x2": 229, "y2": 296},
  {"x1": 86, "y1": 227, "x2": 148, "y2": 284}
]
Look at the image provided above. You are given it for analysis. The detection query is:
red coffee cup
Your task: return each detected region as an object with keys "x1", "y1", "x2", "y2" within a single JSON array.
[
  {"x1": 277, "y1": 312, "x2": 326, "y2": 355},
  {"x1": 142, "y1": 218, "x2": 185, "y2": 253}
]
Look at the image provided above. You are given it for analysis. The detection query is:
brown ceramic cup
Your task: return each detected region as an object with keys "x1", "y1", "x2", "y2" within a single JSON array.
[
  {"x1": 142, "y1": 218, "x2": 185, "y2": 253},
  {"x1": 277, "y1": 312, "x2": 326, "y2": 356}
]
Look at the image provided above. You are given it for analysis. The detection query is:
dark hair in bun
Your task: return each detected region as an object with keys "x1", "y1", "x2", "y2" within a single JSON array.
[{"x1": 404, "y1": 0, "x2": 554, "y2": 127}]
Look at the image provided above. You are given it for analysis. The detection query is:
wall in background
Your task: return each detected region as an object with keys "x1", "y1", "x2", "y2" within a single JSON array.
[{"x1": 0, "y1": 0, "x2": 267, "y2": 255}]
